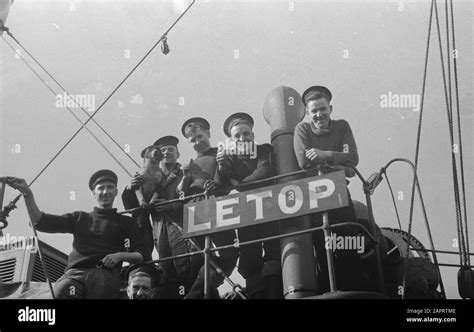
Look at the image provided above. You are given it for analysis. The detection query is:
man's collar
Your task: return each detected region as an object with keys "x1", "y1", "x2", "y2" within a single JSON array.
[
  {"x1": 93, "y1": 206, "x2": 117, "y2": 215},
  {"x1": 161, "y1": 163, "x2": 181, "y2": 176},
  {"x1": 197, "y1": 147, "x2": 217, "y2": 157},
  {"x1": 309, "y1": 119, "x2": 332, "y2": 136}
]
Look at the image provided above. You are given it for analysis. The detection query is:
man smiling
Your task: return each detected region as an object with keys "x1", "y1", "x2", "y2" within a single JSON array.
[
  {"x1": 6, "y1": 170, "x2": 147, "y2": 299},
  {"x1": 293, "y1": 86, "x2": 367, "y2": 292},
  {"x1": 178, "y1": 117, "x2": 239, "y2": 299}
]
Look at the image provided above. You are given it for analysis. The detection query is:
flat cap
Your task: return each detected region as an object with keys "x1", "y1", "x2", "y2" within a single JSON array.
[
  {"x1": 153, "y1": 135, "x2": 179, "y2": 149},
  {"x1": 181, "y1": 117, "x2": 210, "y2": 138},
  {"x1": 89, "y1": 169, "x2": 118, "y2": 190},
  {"x1": 223, "y1": 112, "x2": 254, "y2": 137},
  {"x1": 301, "y1": 86, "x2": 332, "y2": 106}
]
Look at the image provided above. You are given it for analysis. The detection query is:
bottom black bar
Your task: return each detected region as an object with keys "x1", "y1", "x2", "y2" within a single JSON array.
[{"x1": 0, "y1": 299, "x2": 472, "y2": 331}]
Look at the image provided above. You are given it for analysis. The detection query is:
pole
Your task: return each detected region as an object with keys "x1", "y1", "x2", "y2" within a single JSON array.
[
  {"x1": 319, "y1": 170, "x2": 337, "y2": 292},
  {"x1": 0, "y1": 179, "x2": 6, "y2": 235},
  {"x1": 363, "y1": 183, "x2": 386, "y2": 294},
  {"x1": 203, "y1": 235, "x2": 211, "y2": 299},
  {"x1": 263, "y1": 86, "x2": 318, "y2": 299}
]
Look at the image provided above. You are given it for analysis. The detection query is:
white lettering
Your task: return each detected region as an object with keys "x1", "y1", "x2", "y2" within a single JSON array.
[
  {"x1": 216, "y1": 198, "x2": 240, "y2": 227},
  {"x1": 247, "y1": 191, "x2": 272, "y2": 220},
  {"x1": 278, "y1": 185, "x2": 303, "y2": 214},
  {"x1": 308, "y1": 179, "x2": 335, "y2": 209},
  {"x1": 186, "y1": 206, "x2": 211, "y2": 233},
  {"x1": 18, "y1": 306, "x2": 55, "y2": 325}
]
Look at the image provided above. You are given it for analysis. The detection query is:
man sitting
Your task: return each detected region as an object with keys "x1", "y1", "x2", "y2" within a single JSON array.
[{"x1": 6, "y1": 170, "x2": 147, "y2": 299}]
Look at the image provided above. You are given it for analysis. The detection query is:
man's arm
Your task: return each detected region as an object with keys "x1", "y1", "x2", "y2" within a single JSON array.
[
  {"x1": 6, "y1": 177, "x2": 77, "y2": 232},
  {"x1": 325, "y1": 120, "x2": 359, "y2": 167},
  {"x1": 101, "y1": 252, "x2": 144, "y2": 269},
  {"x1": 122, "y1": 187, "x2": 140, "y2": 210},
  {"x1": 6, "y1": 177, "x2": 42, "y2": 225},
  {"x1": 293, "y1": 122, "x2": 315, "y2": 170},
  {"x1": 102, "y1": 216, "x2": 147, "y2": 268},
  {"x1": 241, "y1": 144, "x2": 276, "y2": 183},
  {"x1": 215, "y1": 149, "x2": 233, "y2": 186},
  {"x1": 294, "y1": 121, "x2": 359, "y2": 176}
]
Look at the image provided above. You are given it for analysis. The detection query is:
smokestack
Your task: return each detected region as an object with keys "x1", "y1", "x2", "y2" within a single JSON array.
[{"x1": 263, "y1": 86, "x2": 318, "y2": 299}]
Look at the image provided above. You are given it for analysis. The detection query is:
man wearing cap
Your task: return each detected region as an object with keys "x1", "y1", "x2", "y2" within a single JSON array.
[
  {"x1": 122, "y1": 136, "x2": 199, "y2": 298},
  {"x1": 6, "y1": 171, "x2": 147, "y2": 299},
  {"x1": 215, "y1": 112, "x2": 283, "y2": 299},
  {"x1": 178, "y1": 117, "x2": 239, "y2": 299},
  {"x1": 294, "y1": 86, "x2": 367, "y2": 292}
]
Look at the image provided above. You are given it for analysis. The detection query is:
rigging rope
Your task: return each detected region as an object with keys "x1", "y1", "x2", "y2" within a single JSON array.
[
  {"x1": 1, "y1": 0, "x2": 195, "y2": 189},
  {"x1": 1, "y1": 36, "x2": 133, "y2": 177},
  {"x1": 402, "y1": 0, "x2": 435, "y2": 300},
  {"x1": 3, "y1": 31, "x2": 141, "y2": 170},
  {"x1": 434, "y1": 0, "x2": 468, "y2": 267},
  {"x1": 449, "y1": 0, "x2": 470, "y2": 266},
  {"x1": 383, "y1": 172, "x2": 403, "y2": 230}
]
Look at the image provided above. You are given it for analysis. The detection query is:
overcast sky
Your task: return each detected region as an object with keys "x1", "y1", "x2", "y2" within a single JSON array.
[{"x1": 1, "y1": 0, "x2": 472, "y2": 299}]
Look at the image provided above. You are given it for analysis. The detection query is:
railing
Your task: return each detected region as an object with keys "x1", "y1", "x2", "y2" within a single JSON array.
[{"x1": 125, "y1": 165, "x2": 384, "y2": 299}]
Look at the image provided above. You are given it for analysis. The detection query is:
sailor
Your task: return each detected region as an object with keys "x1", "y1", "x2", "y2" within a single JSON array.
[
  {"x1": 293, "y1": 86, "x2": 367, "y2": 292},
  {"x1": 126, "y1": 270, "x2": 156, "y2": 300},
  {"x1": 178, "y1": 117, "x2": 239, "y2": 299},
  {"x1": 215, "y1": 112, "x2": 283, "y2": 299},
  {"x1": 122, "y1": 136, "x2": 199, "y2": 298},
  {"x1": 6, "y1": 171, "x2": 147, "y2": 299}
]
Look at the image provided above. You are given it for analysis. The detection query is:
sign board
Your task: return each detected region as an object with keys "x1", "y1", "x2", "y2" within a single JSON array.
[{"x1": 183, "y1": 170, "x2": 348, "y2": 238}]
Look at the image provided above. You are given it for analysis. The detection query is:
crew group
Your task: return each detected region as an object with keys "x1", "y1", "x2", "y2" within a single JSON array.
[{"x1": 5, "y1": 86, "x2": 378, "y2": 299}]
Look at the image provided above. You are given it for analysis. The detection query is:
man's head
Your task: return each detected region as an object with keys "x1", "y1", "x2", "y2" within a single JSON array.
[
  {"x1": 153, "y1": 136, "x2": 180, "y2": 167},
  {"x1": 127, "y1": 271, "x2": 155, "y2": 300},
  {"x1": 223, "y1": 112, "x2": 255, "y2": 143},
  {"x1": 181, "y1": 117, "x2": 212, "y2": 155},
  {"x1": 302, "y1": 86, "x2": 333, "y2": 130},
  {"x1": 89, "y1": 170, "x2": 118, "y2": 209}
]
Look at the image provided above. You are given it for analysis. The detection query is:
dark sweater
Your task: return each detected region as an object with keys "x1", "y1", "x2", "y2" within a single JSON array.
[
  {"x1": 293, "y1": 119, "x2": 359, "y2": 172},
  {"x1": 36, "y1": 207, "x2": 147, "y2": 271},
  {"x1": 215, "y1": 143, "x2": 276, "y2": 189}
]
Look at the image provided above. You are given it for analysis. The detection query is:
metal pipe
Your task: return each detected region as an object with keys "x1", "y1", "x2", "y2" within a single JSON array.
[
  {"x1": 347, "y1": 165, "x2": 385, "y2": 293},
  {"x1": 132, "y1": 221, "x2": 375, "y2": 272},
  {"x1": 0, "y1": 181, "x2": 5, "y2": 235},
  {"x1": 409, "y1": 247, "x2": 474, "y2": 256},
  {"x1": 319, "y1": 170, "x2": 337, "y2": 292},
  {"x1": 204, "y1": 236, "x2": 211, "y2": 299},
  {"x1": 364, "y1": 189, "x2": 386, "y2": 294},
  {"x1": 382, "y1": 158, "x2": 445, "y2": 298},
  {"x1": 263, "y1": 86, "x2": 318, "y2": 299}
]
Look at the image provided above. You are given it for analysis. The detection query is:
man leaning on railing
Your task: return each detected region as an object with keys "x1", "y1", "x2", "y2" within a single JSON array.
[{"x1": 293, "y1": 86, "x2": 368, "y2": 292}]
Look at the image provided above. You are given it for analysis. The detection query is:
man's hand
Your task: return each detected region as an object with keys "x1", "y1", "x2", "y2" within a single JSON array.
[
  {"x1": 130, "y1": 173, "x2": 144, "y2": 190},
  {"x1": 6, "y1": 177, "x2": 32, "y2": 197},
  {"x1": 101, "y1": 252, "x2": 124, "y2": 268},
  {"x1": 150, "y1": 197, "x2": 169, "y2": 212},
  {"x1": 216, "y1": 148, "x2": 231, "y2": 164},
  {"x1": 305, "y1": 149, "x2": 332, "y2": 162},
  {"x1": 203, "y1": 179, "x2": 217, "y2": 191},
  {"x1": 0, "y1": 216, "x2": 8, "y2": 230},
  {"x1": 183, "y1": 159, "x2": 194, "y2": 178}
]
